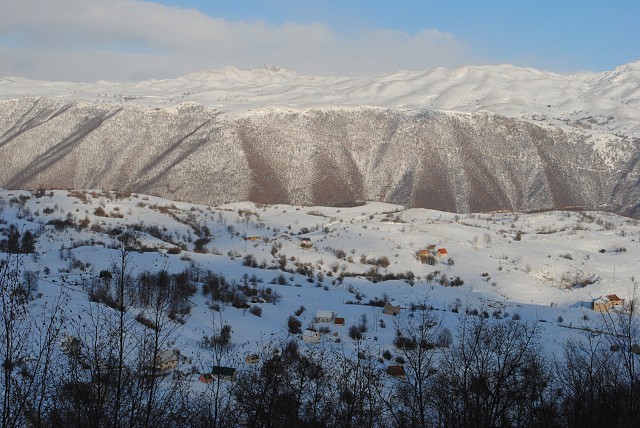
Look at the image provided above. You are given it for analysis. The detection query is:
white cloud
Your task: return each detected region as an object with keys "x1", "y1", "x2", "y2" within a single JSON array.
[{"x1": 0, "y1": 0, "x2": 478, "y2": 81}]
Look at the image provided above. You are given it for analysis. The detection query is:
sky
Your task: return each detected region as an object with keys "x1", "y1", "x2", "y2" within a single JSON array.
[{"x1": 0, "y1": 0, "x2": 637, "y2": 82}]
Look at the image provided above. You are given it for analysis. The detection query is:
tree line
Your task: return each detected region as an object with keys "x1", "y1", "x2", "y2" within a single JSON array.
[{"x1": 1, "y1": 241, "x2": 639, "y2": 427}]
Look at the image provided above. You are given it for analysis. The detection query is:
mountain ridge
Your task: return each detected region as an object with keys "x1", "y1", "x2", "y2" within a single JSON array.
[
  {"x1": 0, "y1": 62, "x2": 639, "y2": 215},
  {"x1": 0, "y1": 97, "x2": 638, "y2": 215}
]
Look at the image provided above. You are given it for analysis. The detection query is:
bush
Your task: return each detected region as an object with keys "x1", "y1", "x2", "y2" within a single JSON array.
[
  {"x1": 249, "y1": 305, "x2": 263, "y2": 317},
  {"x1": 449, "y1": 276, "x2": 464, "y2": 286},
  {"x1": 243, "y1": 254, "x2": 258, "y2": 267},
  {"x1": 135, "y1": 313, "x2": 158, "y2": 331},
  {"x1": 194, "y1": 237, "x2": 210, "y2": 253},
  {"x1": 98, "y1": 269, "x2": 112, "y2": 279},
  {"x1": 287, "y1": 316, "x2": 302, "y2": 334},
  {"x1": 348, "y1": 325, "x2": 363, "y2": 340}
]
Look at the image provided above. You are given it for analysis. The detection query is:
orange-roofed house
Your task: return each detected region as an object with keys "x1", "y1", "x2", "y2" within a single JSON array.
[
  {"x1": 436, "y1": 248, "x2": 448, "y2": 257},
  {"x1": 418, "y1": 249, "x2": 430, "y2": 258},
  {"x1": 593, "y1": 294, "x2": 625, "y2": 312}
]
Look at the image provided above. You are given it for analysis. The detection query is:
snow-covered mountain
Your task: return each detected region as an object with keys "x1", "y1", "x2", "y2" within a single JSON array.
[{"x1": 1, "y1": 62, "x2": 639, "y2": 214}]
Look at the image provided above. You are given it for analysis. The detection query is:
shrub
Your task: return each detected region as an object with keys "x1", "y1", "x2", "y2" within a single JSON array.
[
  {"x1": 135, "y1": 313, "x2": 158, "y2": 331},
  {"x1": 348, "y1": 325, "x2": 363, "y2": 340},
  {"x1": 249, "y1": 305, "x2": 262, "y2": 317},
  {"x1": 194, "y1": 237, "x2": 210, "y2": 253},
  {"x1": 287, "y1": 316, "x2": 302, "y2": 334},
  {"x1": 449, "y1": 276, "x2": 464, "y2": 286}
]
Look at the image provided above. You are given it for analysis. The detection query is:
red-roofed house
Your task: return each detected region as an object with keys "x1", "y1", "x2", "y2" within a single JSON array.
[
  {"x1": 606, "y1": 294, "x2": 624, "y2": 307},
  {"x1": 594, "y1": 294, "x2": 625, "y2": 312}
]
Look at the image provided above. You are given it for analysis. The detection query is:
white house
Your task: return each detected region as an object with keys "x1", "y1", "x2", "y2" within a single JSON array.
[
  {"x1": 302, "y1": 329, "x2": 321, "y2": 344},
  {"x1": 155, "y1": 349, "x2": 179, "y2": 372},
  {"x1": 315, "y1": 310, "x2": 334, "y2": 323}
]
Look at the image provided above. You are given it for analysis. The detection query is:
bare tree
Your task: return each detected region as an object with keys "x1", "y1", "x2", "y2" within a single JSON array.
[
  {"x1": 111, "y1": 231, "x2": 137, "y2": 427},
  {"x1": 333, "y1": 341, "x2": 385, "y2": 428},
  {"x1": 554, "y1": 334, "x2": 612, "y2": 428},
  {"x1": 134, "y1": 271, "x2": 187, "y2": 428},
  {"x1": 433, "y1": 314, "x2": 554, "y2": 427},
  {"x1": 385, "y1": 304, "x2": 442, "y2": 427},
  {"x1": 0, "y1": 253, "x2": 67, "y2": 428},
  {"x1": 195, "y1": 311, "x2": 238, "y2": 427},
  {"x1": 597, "y1": 278, "x2": 640, "y2": 426}
]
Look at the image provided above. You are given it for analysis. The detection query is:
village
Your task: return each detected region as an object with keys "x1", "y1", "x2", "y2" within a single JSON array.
[{"x1": 1, "y1": 189, "x2": 639, "y2": 426}]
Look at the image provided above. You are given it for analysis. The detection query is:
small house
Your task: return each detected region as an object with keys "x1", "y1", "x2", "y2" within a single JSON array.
[
  {"x1": 386, "y1": 365, "x2": 406, "y2": 379},
  {"x1": 334, "y1": 317, "x2": 345, "y2": 326},
  {"x1": 418, "y1": 249, "x2": 430, "y2": 258},
  {"x1": 383, "y1": 302, "x2": 401, "y2": 316},
  {"x1": 593, "y1": 297, "x2": 609, "y2": 312},
  {"x1": 315, "y1": 310, "x2": 334, "y2": 323},
  {"x1": 607, "y1": 294, "x2": 624, "y2": 307},
  {"x1": 436, "y1": 248, "x2": 448, "y2": 257},
  {"x1": 593, "y1": 295, "x2": 625, "y2": 312},
  {"x1": 211, "y1": 366, "x2": 237, "y2": 381},
  {"x1": 155, "y1": 349, "x2": 179, "y2": 372},
  {"x1": 303, "y1": 329, "x2": 321, "y2": 344}
]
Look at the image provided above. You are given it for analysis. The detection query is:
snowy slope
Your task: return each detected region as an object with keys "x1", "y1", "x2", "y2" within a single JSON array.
[
  {"x1": 2, "y1": 189, "x2": 638, "y2": 364},
  {"x1": 1, "y1": 62, "x2": 639, "y2": 137}
]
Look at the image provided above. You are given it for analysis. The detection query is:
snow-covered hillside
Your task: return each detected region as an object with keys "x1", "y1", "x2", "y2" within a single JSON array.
[
  {"x1": 3, "y1": 189, "x2": 640, "y2": 426},
  {"x1": 1, "y1": 62, "x2": 639, "y2": 138},
  {"x1": 2, "y1": 189, "x2": 638, "y2": 357},
  {"x1": 0, "y1": 99, "x2": 638, "y2": 215}
]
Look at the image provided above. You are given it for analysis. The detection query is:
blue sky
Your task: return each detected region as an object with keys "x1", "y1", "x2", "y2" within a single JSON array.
[
  {"x1": 0, "y1": 0, "x2": 637, "y2": 81},
  {"x1": 157, "y1": 0, "x2": 636, "y2": 70}
]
